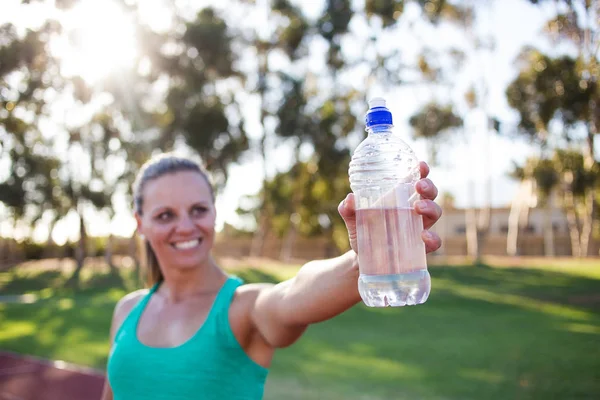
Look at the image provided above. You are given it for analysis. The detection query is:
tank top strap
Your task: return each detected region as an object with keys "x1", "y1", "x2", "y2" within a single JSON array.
[
  {"x1": 211, "y1": 275, "x2": 244, "y2": 347},
  {"x1": 131, "y1": 283, "x2": 160, "y2": 321},
  {"x1": 113, "y1": 283, "x2": 160, "y2": 342}
]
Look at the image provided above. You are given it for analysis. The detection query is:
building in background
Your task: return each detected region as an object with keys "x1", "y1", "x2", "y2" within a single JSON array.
[{"x1": 431, "y1": 204, "x2": 591, "y2": 257}]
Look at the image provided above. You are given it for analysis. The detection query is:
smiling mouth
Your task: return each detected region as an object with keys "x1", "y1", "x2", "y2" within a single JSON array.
[{"x1": 172, "y1": 239, "x2": 202, "y2": 250}]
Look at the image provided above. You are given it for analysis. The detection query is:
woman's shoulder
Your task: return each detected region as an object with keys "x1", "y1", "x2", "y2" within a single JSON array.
[
  {"x1": 234, "y1": 282, "x2": 275, "y2": 301},
  {"x1": 108, "y1": 288, "x2": 150, "y2": 341},
  {"x1": 115, "y1": 288, "x2": 149, "y2": 317}
]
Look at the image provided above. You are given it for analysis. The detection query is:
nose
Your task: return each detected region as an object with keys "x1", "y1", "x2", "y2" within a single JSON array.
[{"x1": 176, "y1": 215, "x2": 196, "y2": 233}]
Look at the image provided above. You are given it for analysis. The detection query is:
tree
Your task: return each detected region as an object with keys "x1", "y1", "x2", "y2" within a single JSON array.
[
  {"x1": 514, "y1": 150, "x2": 599, "y2": 257},
  {"x1": 2, "y1": 1, "x2": 254, "y2": 279},
  {"x1": 0, "y1": 22, "x2": 64, "y2": 256},
  {"x1": 506, "y1": 48, "x2": 598, "y2": 256},
  {"x1": 247, "y1": 0, "x2": 311, "y2": 257},
  {"x1": 515, "y1": 0, "x2": 600, "y2": 256},
  {"x1": 241, "y1": 0, "x2": 475, "y2": 258},
  {"x1": 409, "y1": 102, "x2": 463, "y2": 164},
  {"x1": 507, "y1": 158, "x2": 557, "y2": 256}
]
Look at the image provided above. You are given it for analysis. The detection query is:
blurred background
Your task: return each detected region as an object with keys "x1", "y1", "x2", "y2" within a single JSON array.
[{"x1": 0, "y1": 0, "x2": 599, "y2": 399}]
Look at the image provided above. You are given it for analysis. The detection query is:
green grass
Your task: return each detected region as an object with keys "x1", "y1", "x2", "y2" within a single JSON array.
[{"x1": 1, "y1": 260, "x2": 599, "y2": 399}]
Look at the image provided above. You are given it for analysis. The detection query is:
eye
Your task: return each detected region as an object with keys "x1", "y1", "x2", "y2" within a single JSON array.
[
  {"x1": 155, "y1": 211, "x2": 174, "y2": 222},
  {"x1": 191, "y1": 205, "x2": 208, "y2": 217}
]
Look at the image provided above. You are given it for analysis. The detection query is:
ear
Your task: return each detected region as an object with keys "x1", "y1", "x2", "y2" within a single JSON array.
[{"x1": 135, "y1": 213, "x2": 144, "y2": 238}]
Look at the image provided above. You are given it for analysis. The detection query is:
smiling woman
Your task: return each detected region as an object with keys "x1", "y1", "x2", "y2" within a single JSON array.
[{"x1": 54, "y1": 0, "x2": 137, "y2": 84}]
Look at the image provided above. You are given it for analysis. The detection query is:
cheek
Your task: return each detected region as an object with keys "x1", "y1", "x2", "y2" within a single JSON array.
[
  {"x1": 199, "y1": 215, "x2": 216, "y2": 234},
  {"x1": 146, "y1": 224, "x2": 173, "y2": 243}
]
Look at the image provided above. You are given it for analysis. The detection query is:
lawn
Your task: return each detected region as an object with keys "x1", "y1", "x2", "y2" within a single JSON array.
[{"x1": 1, "y1": 258, "x2": 599, "y2": 400}]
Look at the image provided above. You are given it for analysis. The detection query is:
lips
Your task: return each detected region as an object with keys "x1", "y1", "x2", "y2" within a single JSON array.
[{"x1": 171, "y1": 238, "x2": 202, "y2": 250}]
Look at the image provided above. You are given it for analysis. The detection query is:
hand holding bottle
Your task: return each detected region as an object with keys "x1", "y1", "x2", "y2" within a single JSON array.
[{"x1": 338, "y1": 161, "x2": 442, "y2": 255}]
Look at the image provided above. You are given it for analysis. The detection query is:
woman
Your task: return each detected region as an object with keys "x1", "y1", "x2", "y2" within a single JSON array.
[{"x1": 101, "y1": 153, "x2": 442, "y2": 400}]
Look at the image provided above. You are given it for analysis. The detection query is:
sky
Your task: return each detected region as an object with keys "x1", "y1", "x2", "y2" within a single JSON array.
[{"x1": 1, "y1": 0, "x2": 561, "y2": 244}]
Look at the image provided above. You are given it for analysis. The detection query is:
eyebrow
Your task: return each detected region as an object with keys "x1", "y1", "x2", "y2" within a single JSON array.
[
  {"x1": 190, "y1": 201, "x2": 211, "y2": 208},
  {"x1": 150, "y1": 202, "x2": 210, "y2": 214}
]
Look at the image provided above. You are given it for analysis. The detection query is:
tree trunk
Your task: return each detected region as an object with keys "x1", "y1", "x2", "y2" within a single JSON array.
[
  {"x1": 68, "y1": 206, "x2": 87, "y2": 285},
  {"x1": 543, "y1": 197, "x2": 555, "y2": 257},
  {"x1": 105, "y1": 233, "x2": 118, "y2": 274},
  {"x1": 582, "y1": 105, "x2": 597, "y2": 257},
  {"x1": 465, "y1": 180, "x2": 491, "y2": 263},
  {"x1": 43, "y1": 218, "x2": 60, "y2": 263},
  {"x1": 564, "y1": 200, "x2": 582, "y2": 257},
  {"x1": 466, "y1": 207, "x2": 479, "y2": 260},
  {"x1": 507, "y1": 179, "x2": 530, "y2": 256},
  {"x1": 580, "y1": 189, "x2": 595, "y2": 257},
  {"x1": 476, "y1": 206, "x2": 491, "y2": 260}
]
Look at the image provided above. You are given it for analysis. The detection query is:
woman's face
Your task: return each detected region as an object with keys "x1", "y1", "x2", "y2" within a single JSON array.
[{"x1": 136, "y1": 171, "x2": 216, "y2": 272}]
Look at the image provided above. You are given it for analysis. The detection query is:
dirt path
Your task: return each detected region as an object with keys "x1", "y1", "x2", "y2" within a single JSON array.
[{"x1": 0, "y1": 352, "x2": 105, "y2": 400}]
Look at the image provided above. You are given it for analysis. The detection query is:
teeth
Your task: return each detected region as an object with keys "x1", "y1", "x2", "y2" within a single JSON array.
[{"x1": 173, "y1": 239, "x2": 200, "y2": 250}]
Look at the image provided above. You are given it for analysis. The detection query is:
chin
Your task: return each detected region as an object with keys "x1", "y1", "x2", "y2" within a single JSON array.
[{"x1": 173, "y1": 253, "x2": 210, "y2": 270}]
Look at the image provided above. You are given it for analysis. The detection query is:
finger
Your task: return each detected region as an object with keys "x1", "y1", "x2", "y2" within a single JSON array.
[
  {"x1": 419, "y1": 161, "x2": 430, "y2": 179},
  {"x1": 421, "y1": 230, "x2": 441, "y2": 253},
  {"x1": 416, "y1": 178, "x2": 438, "y2": 201},
  {"x1": 338, "y1": 193, "x2": 356, "y2": 227},
  {"x1": 415, "y1": 200, "x2": 442, "y2": 230}
]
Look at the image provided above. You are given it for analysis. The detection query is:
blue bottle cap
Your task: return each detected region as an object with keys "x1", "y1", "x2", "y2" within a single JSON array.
[{"x1": 365, "y1": 97, "x2": 393, "y2": 127}]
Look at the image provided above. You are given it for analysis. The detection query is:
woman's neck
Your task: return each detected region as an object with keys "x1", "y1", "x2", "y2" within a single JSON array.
[{"x1": 157, "y1": 257, "x2": 228, "y2": 303}]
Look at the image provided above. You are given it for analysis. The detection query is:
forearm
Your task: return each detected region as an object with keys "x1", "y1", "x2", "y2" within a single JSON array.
[{"x1": 281, "y1": 250, "x2": 361, "y2": 325}]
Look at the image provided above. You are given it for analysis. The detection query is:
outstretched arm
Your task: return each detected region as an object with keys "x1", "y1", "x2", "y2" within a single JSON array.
[
  {"x1": 251, "y1": 162, "x2": 442, "y2": 348},
  {"x1": 251, "y1": 251, "x2": 360, "y2": 347}
]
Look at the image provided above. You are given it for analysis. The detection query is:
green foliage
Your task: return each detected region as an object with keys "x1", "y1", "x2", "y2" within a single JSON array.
[
  {"x1": 409, "y1": 102, "x2": 463, "y2": 139},
  {"x1": 271, "y1": 0, "x2": 309, "y2": 59},
  {"x1": 318, "y1": 0, "x2": 353, "y2": 42},
  {"x1": 532, "y1": 158, "x2": 559, "y2": 199},
  {"x1": 511, "y1": 149, "x2": 599, "y2": 217},
  {"x1": 2, "y1": 0, "x2": 494, "y2": 258},
  {"x1": 416, "y1": 0, "x2": 472, "y2": 25},
  {"x1": 183, "y1": 8, "x2": 237, "y2": 79},
  {"x1": 365, "y1": 0, "x2": 405, "y2": 27},
  {"x1": 553, "y1": 149, "x2": 599, "y2": 197},
  {"x1": 158, "y1": 8, "x2": 249, "y2": 188},
  {"x1": 506, "y1": 50, "x2": 594, "y2": 142},
  {"x1": 317, "y1": 0, "x2": 353, "y2": 69}
]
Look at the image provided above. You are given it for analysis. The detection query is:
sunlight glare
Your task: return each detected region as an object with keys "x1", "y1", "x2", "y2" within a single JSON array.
[{"x1": 60, "y1": 0, "x2": 137, "y2": 84}]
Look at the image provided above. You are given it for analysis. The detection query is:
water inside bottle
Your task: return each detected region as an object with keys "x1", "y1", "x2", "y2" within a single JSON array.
[{"x1": 356, "y1": 206, "x2": 430, "y2": 307}]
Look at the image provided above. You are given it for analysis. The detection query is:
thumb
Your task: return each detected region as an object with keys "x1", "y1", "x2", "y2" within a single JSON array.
[{"x1": 338, "y1": 193, "x2": 357, "y2": 246}]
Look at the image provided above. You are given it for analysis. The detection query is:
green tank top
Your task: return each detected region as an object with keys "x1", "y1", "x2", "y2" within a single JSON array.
[{"x1": 107, "y1": 276, "x2": 269, "y2": 400}]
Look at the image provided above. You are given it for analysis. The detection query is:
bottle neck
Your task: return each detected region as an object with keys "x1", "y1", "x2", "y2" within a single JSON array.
[{"x1": 367, "y1": 124, "x2": 393, "y2": 134}]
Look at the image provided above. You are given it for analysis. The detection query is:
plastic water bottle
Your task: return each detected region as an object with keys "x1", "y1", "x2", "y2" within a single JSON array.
[{"x1": 349, "y1": 97, "x2": 431, "y2": 307}]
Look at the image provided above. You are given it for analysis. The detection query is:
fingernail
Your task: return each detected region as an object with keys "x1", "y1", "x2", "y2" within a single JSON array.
[
  {"x1": 416, "y1": 200, "x2": 427, "y2": 211},
  {"x1": 420, "y1": 181, "x2": 429, "y2": 191},
  {"x1": 423, "y1": 230, "x2": 432, "y2": 240}
]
